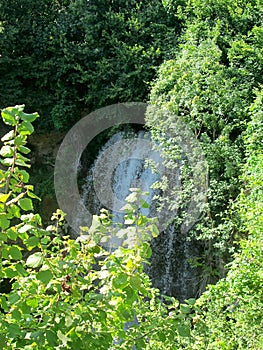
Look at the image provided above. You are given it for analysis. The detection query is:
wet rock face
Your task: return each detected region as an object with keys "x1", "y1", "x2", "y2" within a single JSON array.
[
  {"x1": 27, "y1": 132, "x2": 65, "y2": 223},
  {"x1": 28, "y1": 132, "x2": 65, "y2": 167},
  {"x1": 145, "y1": 228, "x2": 204, "y2": 301}
]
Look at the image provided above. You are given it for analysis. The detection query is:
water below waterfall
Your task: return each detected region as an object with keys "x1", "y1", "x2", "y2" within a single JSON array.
[{"x1": 80, "y1": 130, "x2": 203, "y2": 301}]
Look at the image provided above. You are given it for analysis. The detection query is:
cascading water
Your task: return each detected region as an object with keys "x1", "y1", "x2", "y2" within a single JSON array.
[{"x1": 80, "y1": 129, "x2": 202, "y2": 301}]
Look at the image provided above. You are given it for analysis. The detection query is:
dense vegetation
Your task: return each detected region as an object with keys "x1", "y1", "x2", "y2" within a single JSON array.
[
  {"x1": 0, "y1": 0, "x2": 262, "y2": 348},
  {"x1": 146, "y1": 0, "x2": 263, "y2": 285},
  {"x1": 0, "y1": 0, "x2": 178, "y2": 130}
]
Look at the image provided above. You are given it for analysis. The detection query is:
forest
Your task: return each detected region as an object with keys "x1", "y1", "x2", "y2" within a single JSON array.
[{"x1": 0, "y1": 0, "x2": 262, "y2": 349}]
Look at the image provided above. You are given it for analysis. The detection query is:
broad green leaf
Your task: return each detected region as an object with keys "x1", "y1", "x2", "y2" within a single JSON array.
[
  {"x1": 14, "y1": 135, "x2": 26, "y2": 146},
  {"x1": 0, "y1": 213, "x2": 10, "y2": 229},
  {"x1": 125, "y1": 192, "x2": 138, "y2": 203},
  {"x1": 20, "y1": 111, "x2": 39, "y2": 123},
  {"x1": 123, "y1": 285, "x2": 137, "y2": 304},
  {"x1": 17, "y1": 145, "x2": 31, "y2": 154},
  {"x1": 135, "y1": 339, "x2": 146, "y2": 348},
  {"x1": 14, "y1": 158, "x2": 30, "y2": 168},
  {"x1": 1, "y1": 130, "x2": 15, "y2": 142},
  {"x1": 15, "y1": 263, "x2": 27, "y2": 276},
  {"x1": 36, "y1": 270, "x2": 53, "y2": 285},
  {"x1": 0, "y1": 192, "x2": 11, "y2": 203},
  {"x1": 14, "y1": 169, "x2": 29, "y2": 183},
  {"x1": 19, "y1": 198, "x2": 33, "y2": 211},
  {"x1": 26, "y1": 298, "x2": 38, "y2": 308},
  {"x1": 26, "y1": 236, "x2": 40, "y2": 248},
  {"x1": 11, "y1": 309, "x2": 22, "y2": 321},
  {"x1": 158, "y1": 332, "x2": 166, "y2": 341},
  {"x1": 16, "y1": 153, "x2": 30, "y2": 163},
  {"x1": 1, "y1": 108, "x2": 17, "y2": 126},
  {"x1": 0, "y1": 145, "x2": 14, "y2": 157},
  {"x1": 46, "y1": 330, "x2": 58, "y2": 347},
  {"x1": 118, "y1": 306, "x2": 132, "y2": 321},
  {"x1": 17, "y1": 121, "x2": 34, "y2": 135},
  {"x1": 129, "y1": 275, "x2": 141, "y2": 290},
  {"x1": 124, "y1": 218, "x2": 135, "y2": 225},
  {"x1": 4, "y1": 267, "x2": 17, "y2": 278},
  {"x1": 8, "y1": 204, "x2": 20, "y2": 218},
  {"x1": 65, "y1": 315, "x2": 73, "y2": 327},
  {"x1": 113, "y1": 273, "x2": 129, "y2": 289},
  {"x1": 177, "y1": 324, "x2": 191, "y2": 337},
  {"x1": 151, "y1": 224, "x2": 159, "y2": 238},
  {"x1": 26, "y1": 252, "x2": 44, "y2": 268},
  {"x1": 18, "y1": 224, "x2": 34, "y2": 233},
  {"x1": 140, "y1": 242, "x2": 152, "y2": 258},
  {"x1": 0, "y1": 158, "x2": 13, "y2": 167},
  {"x1": 140, "y1": 198, "x2": 150, "y2": 208},
  {"x1": 180, "y1": 304, "x2": 191, "y2": 314},
  {"x1": 0, "y1": 296, "x2": 8, "y2": 313},
  {"x1": 7, "y1": 323, "x2": 21, "y2": 337},
  {"x1": 6, "y1": 227, "x2": 17, "y2": 240},
  {"x1": 9, "y1": 246, "x2": 22, "y2": 260},
  {"x1": 27, "y1": 192, "x2": 41, "y2": 200}
]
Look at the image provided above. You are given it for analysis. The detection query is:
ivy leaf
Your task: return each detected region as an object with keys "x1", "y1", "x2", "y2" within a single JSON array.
[
  {"x1": 19, "y1": 198, "x2": 33, "y2": 211},
  {"x1": 26, "y1": 252, "x2": 44, "y2": 268},
  {"x1": 36, "y1": 270, "x2": 53, "y2": 285}
]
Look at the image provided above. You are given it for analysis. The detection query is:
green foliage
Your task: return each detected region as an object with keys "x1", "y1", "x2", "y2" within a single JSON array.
[
  {"x1": 146, "y1": 0, "x2": 263, "y2": 284},
  {"x1": 0, "y1": 0, "x2": 179, "y2": 130},
  {"x1": 186, "y1": 89, "x2": 263, "y2": 349},
  {"x1": 0, "y1": 105, "x2": 197, "y2": 349}
]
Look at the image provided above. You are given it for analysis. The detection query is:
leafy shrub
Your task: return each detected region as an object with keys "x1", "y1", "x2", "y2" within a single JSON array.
[{"x1": 0, "y1": 106, "x2": 196, "y2": 349}]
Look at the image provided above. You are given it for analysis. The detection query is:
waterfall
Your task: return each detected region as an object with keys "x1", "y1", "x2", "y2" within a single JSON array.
[{"x1": 80, "y1": 129, "x2": 202, "y2": 301}]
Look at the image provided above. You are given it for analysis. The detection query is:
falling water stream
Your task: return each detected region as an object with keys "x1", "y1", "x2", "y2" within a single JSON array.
[{"x1": 80, "y1": 130, "x2": 202, "y2": 301}]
